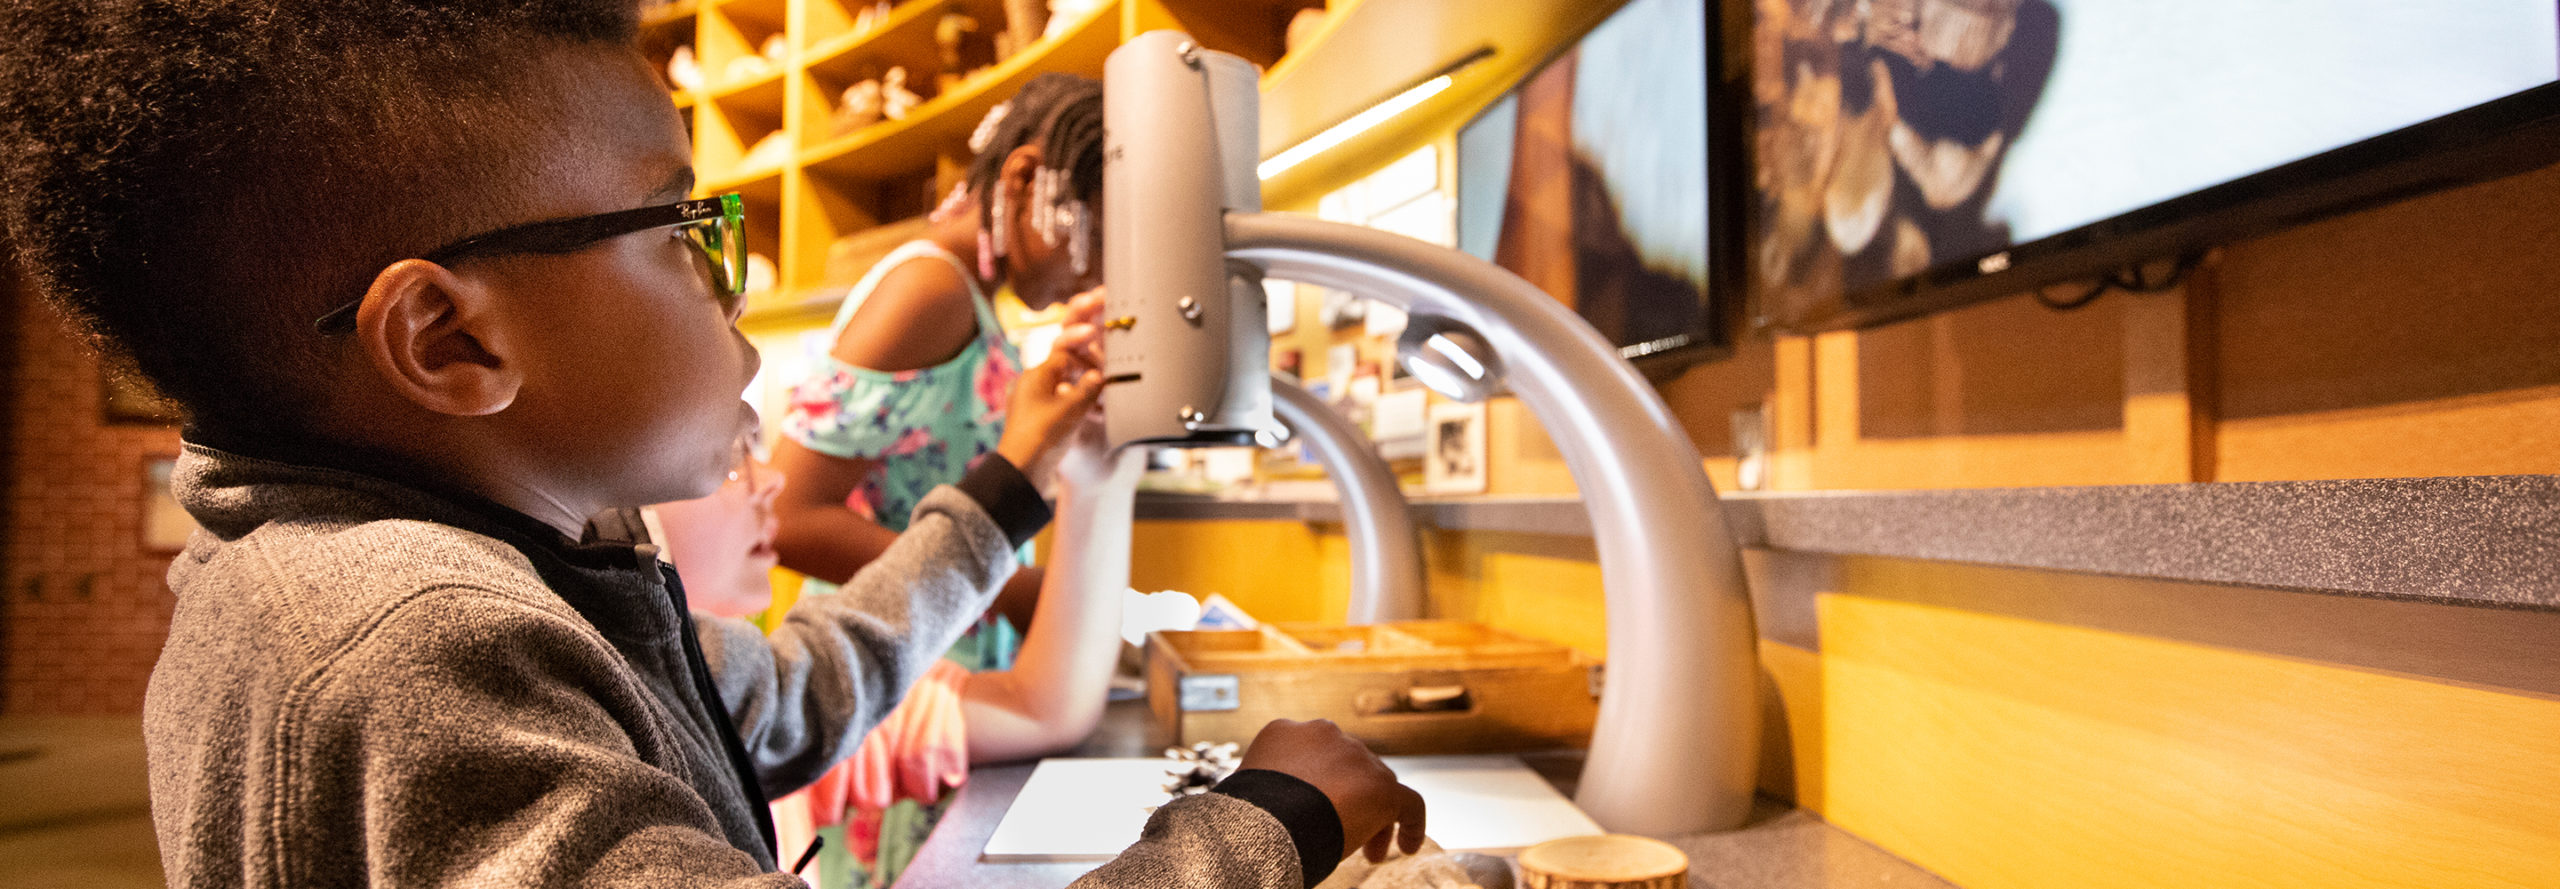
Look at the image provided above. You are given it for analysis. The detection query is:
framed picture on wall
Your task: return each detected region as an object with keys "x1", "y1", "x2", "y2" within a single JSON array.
[
  {"x1": 1424, "y1": 401, "x2": 1488, "y2": 495},
  {"x1": 1452, "y1": 0, "x2": 1738, "y2": 369},
  {"x1": 142, "y1": 455, "x2": 199, "y2": 553}
]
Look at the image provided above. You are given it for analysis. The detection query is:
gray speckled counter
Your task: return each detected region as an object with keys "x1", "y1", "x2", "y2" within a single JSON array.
[
  {"x1": 1135, "y1": 474, "x2": 2560, "y2": 610},
  {"x1": 1670, "y1": 803, "x2": 1955, "y2": 889},
  {"x1": 893, "y1": 704, "x2": 1953, "y2": 889}
]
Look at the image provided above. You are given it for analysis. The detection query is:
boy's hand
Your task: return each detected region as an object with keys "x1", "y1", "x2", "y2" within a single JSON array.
[
  {"x1": 996, "y1": 350, "x2": 1104, "y2": 475},
  {"x1": 1239, "y1": 719, "x2": 1428, "y2": 864}
]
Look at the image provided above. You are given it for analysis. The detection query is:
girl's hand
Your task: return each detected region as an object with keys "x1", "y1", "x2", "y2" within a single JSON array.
[
  {"x1": 995, "y1": 351, "x2": 1104, "y2": 475},
  {"x1": 1053, "y1": 287, "x2": 1107, "y2": 370}
]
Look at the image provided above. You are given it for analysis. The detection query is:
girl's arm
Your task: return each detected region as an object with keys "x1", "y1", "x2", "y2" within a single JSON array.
[
  {"x1": 769, "y1": 256, "x2": 1042, "y2": 623},
  {"x1": 958, "y1": 423, "x2": 1145, "y2": 762},
  {"x1": 769, "y1": 441, "x2": 1042, "y2": 623},
  {"x1": 767, "y1": 439, "x2": 900, "y2": 585}
]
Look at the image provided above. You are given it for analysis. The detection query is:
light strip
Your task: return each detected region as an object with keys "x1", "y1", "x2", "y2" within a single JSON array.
[{"x1": 1257, "y1": 74, "x2": 1455, "y2": 181}]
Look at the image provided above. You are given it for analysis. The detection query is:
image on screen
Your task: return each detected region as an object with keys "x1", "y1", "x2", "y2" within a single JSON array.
[
  {"x1": 1751, "y1": 0, "x2": 2560, "y2": 316},
  {"x1": 1455, "y1": 0, "x2": 1715, "y2": 359}
]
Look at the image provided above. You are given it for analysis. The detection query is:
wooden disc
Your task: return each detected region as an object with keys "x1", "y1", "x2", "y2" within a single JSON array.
[{"x1": 1517, "y1": 834, "x2": 1688, "y2": 889}]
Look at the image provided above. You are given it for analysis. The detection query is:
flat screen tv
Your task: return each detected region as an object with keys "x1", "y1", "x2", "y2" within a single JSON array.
[
  {"x1": 1452, "y1": 0, "x2": 1747, "y2": 368},
  {"x1": 1750, "y1": 0, "x2": 2560, "y2": 330}
]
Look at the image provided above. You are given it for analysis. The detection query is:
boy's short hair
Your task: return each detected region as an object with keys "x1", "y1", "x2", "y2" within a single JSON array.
[{"x1": 0, "y1": 1, "x2": 642, "y2": 436}]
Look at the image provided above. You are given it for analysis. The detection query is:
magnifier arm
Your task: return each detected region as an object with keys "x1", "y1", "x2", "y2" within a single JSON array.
[
  {"x1": 1270, "y1": 381, "x2": 1427, "y2": 624},
  {"x1": 1226, "y1": 211, "x2": 1761, "y2": 836}
]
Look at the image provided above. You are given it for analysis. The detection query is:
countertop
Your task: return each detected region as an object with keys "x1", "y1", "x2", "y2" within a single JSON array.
[
  {"x1": 1133, "y1": 474, "x2": 2560, "y2": 610},
  {"x1": 892, "y1": 700, "x2": 1954, "y2": 889}
]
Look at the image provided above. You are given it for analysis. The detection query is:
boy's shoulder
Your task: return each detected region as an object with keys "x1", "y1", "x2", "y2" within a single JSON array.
[{"x1": 165, "y1": 510, "x2": 591, "y2": 675}]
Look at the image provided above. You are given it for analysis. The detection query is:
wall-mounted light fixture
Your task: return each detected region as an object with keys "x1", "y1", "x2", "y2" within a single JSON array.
[{"x1": 1257, "y1": 46, "x2": 1496, "y2": 181}]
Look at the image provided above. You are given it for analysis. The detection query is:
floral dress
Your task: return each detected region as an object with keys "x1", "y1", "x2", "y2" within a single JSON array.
[
  {"x1": 776, "y1": 240, "x2": 1022, "y2": 889},
  {"x1": 784, "y1": 240, "x2": 1021, "y2": 543}
]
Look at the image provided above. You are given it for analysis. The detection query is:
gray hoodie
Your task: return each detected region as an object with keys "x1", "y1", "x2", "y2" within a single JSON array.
[{"x1": 145, "y1": 441, "x2": 1329, "y2": 888}]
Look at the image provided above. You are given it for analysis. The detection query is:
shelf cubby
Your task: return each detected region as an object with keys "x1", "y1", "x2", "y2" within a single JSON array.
[
  {"x1": 714, "y1": 0, "x2": 792, "y2": 40},
  {"x1": 701, "y1": 72, "x2": 790, "y2": 182},
  {"x1": 800, "y1": 0, "x2": 1018, "y2": 150},
  {"x1": 798, "y1": 0, "x2": 898, "y2": 54},
  {"x1": 785, "y1": 164, "x2": 938, "y2": 293},
  {"x1": 804, "y1": 0, "x2": 979, "y2": 71},
  {"x1": 800, "y1": 0, "x2": 1116, "y2": 181},
  {"x1": 640, "y1": 0, "x2": 702, "y2": 101},
  {"x1": 708, "y1": 66, "x2": 790, "y2": 119},
  {"x1": 698, "y1": 0, "x2": 792, "y2": 97}
]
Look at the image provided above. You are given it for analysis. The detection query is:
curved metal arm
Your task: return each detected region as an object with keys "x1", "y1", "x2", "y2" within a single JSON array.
[
  {"x1": 1269, "y1": 382, "x2": 1426, "y2": 623},
  {"x1": 1228, "y1": 211, "x2": 1760, "y2": 836}
]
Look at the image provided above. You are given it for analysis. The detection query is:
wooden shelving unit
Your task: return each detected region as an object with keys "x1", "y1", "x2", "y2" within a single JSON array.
[
  {"x1": 659, "y1": 0, "x2": 1326, "y2": 329},
  {"x1": 653, "y1": 0, "x2": 1639, "y2": 327}
]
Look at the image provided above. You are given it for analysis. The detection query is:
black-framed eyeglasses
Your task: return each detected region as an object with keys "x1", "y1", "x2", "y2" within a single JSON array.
[{"x1": 314, "y1": 193, "x2": 747, "y2": 335}]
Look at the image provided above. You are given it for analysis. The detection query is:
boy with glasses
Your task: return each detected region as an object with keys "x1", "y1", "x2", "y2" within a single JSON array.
[{"x1": 0, "y1": 2, "x2": 1420, "y2": 886}]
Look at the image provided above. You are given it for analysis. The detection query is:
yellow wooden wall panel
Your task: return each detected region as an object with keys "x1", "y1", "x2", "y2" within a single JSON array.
[
  {"x1": 1796, "y1": 430, "x2": 2146, "y2": 490},
  {"x1": 2118, "y1": 288, "x2": 2207, "y2": 484},
  {"x1": 1418, "y1": 529, "x2": 1607, "y2": 657},
  {"x1": 1129, "y1": 522, "x2": 2560, "y2": 888},
  {"x1": 1129, "y1": 520, "x2": 1607, "y2": 654},
  {"x1": 1129, "y1": 519, "x2": 1346, "y2": 623},
  {"x1": 2205, "y1": 161, "x2": 2560, "y2": 482},
  {"x1": 2216, "y1": 385, "x2": 2560, "y2": 481},
  {"x1": 1474, "y1": 547, "x2": 1606, "y2": 658},
  {"x1": 1818, "y1": 592, "x2": 2560, "y2": 889}
]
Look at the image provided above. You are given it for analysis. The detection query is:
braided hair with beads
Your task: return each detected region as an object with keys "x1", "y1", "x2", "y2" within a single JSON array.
[{"x1": 961, "y1": 72, "x2": 1103, "y2": 281}]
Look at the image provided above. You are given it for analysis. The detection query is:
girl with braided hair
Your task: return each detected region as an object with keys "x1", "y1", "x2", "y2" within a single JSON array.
[{"x1": 767, "y1": 72, "x2": 1123, "y2": 888}]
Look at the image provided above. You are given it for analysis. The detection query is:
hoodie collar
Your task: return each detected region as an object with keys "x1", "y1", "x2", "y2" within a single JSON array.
[
  {"x1": 175, "y1": 429, "x2": 643, "y2": 571},
  {"x1": 171, "y1": 433, "x2": 680, "y2": 639}
]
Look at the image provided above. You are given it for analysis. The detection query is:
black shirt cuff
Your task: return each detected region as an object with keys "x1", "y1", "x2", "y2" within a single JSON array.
[
  {"x1": 1211, "y1": 769, "x2": 1344, "y2": 888},
  {"x1": 954, "y1": 454, "x2": 1051, "y2": 548}
]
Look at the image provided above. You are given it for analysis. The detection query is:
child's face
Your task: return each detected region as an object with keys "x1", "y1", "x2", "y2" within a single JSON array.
[
  {"x1": 1010, "y1": 229, "x2": 1103, "y2": 310},
  {"x1": 474, "y1": 46, "x2": 761, "y2": 509},
  {"x1": 654, "y1": 449, "x2": 784, "y2": 619}
]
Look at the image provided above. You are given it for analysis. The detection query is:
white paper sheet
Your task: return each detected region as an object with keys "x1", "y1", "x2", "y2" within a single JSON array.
[{"x1": 981, "y1": 755, "x2": 1602, "y2": 862}]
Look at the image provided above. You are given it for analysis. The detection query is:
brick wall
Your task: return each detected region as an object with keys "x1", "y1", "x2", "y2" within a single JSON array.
[{"x1": 3, "y1": 276, "x2": 184, "y2": 715}]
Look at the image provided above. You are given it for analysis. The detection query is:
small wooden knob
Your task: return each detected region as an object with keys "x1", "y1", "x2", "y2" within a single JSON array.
[{"x1": 1516, "y1": 834, "x2": 1688, "y2": 889}]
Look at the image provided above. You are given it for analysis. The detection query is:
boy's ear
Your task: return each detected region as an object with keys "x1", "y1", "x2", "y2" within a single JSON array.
[{"x1": 353, "y1": 259, "x2": 522, "y2": 417}]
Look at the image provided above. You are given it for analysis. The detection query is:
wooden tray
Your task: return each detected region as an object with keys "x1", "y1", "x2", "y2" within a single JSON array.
[{"x1": 1143, "y1": 620, "x2": 1601, "y2": 755}]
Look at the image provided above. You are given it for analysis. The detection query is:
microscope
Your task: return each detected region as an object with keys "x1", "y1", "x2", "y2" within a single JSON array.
[{"x1": 1097, "y1": 32, "x2": 1760, "y2": 838}]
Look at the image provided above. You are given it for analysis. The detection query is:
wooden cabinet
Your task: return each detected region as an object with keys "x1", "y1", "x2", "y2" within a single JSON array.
[{"x1": 1145, "y1": 620, "x2": 1601, "y2": 754}]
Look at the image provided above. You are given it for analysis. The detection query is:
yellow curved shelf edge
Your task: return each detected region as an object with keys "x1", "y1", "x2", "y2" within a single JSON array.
[
  {"x1": 1254, "y1": 0, "x2": 1623, "y2": 207},
  {"x1": 701, "y1": 164, "x2": 785, "y2": 203},
  {"x1": 703, "y1": 67, "x2": 788, "y2": 108}
]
